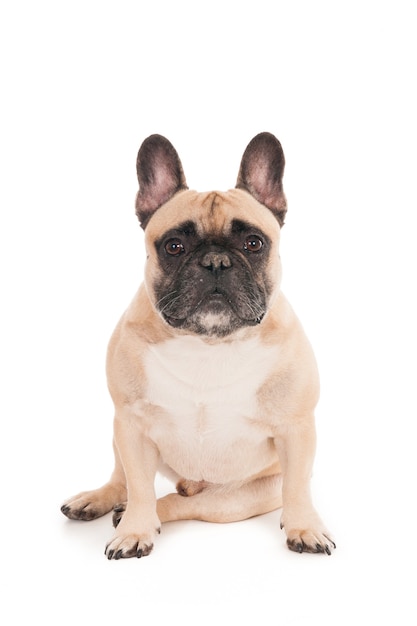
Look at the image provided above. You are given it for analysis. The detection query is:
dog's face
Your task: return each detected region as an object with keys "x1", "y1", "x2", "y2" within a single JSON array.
[
  {"x1": 135, "y1": 133, "x2": 287, "y2": 338},
  {"x1": 144, "y1": 189, "x2": 282, "y2": 337}
]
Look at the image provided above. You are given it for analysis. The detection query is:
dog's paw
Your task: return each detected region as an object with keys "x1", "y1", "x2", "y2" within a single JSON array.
[
  {"x1": 280, "y1": 512, "x2": 336, "y2": 555},
  {"x1": 105, "y1": 527, "x2": 161, "y2": 560},
  {"x1": 112, "y1": 502, "x2": 127, "y2": 528},
  {"x1": 105, "y1": 512, "x2": 161, "y2": 560},
  {"x1": 61, "y1": 491, "x2": 111, "y2": 521},
  {"x1": 61, "y1": 484, "x2": 126, "y2": 521},
  {"x1": 285, "y1": 529, "x2": 336, "y2": 555},
  {"x1": 176, "y1": 479, "x2": 209, "y2": 497}
]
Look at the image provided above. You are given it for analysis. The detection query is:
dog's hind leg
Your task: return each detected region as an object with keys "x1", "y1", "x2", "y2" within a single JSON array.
[
  {"x1": 112, "y1": 478, "x2": 210, "y2": 527},
  {"x1": 157, "y1": 474, "x2": 282, "y2": 524},
  {"x1": 61, "y1": 439, "x2": 127, "y2": 521},
  {"x1": 113, "y1": 474, "x2": 282, "y2": 528}
]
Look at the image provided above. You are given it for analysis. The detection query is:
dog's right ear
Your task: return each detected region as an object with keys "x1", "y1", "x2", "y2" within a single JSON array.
[{"x1": 135, "y1": 135, "x2": 188, "y2": 229}]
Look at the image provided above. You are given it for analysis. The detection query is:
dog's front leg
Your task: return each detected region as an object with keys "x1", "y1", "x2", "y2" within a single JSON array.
[
  {"x1": 275, "y1": 417, "x2": 335, "y2": 555},
  {"x1": 105, "y1": 408, "x2": 161, "y2": 560}
]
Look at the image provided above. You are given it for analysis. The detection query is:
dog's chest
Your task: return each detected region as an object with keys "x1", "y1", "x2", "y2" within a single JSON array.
[{"x1": 142, "y1": 335, "x2": 277, "y2": 479}]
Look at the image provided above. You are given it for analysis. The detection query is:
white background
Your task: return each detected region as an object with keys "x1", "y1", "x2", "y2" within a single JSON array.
[{"x1": 1, "y1": 1, "x2": 416, "y2": 624}]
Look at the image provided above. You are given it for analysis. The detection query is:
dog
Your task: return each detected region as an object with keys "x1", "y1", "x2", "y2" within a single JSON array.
[{"x1": 61, "y1": 132, "x2": 335, "y2": 559}]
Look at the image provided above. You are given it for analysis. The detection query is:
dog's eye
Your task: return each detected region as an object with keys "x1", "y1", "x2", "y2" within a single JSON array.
[
  {"x1": 243, "y1": 236, "x2": 263, "y2": 253},
  {"x1": 164, "y1": 238, "x2": 185, "y2": 256}
]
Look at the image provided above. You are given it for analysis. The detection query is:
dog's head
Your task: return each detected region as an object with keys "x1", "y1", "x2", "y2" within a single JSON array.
[{"x1": 135, "y1": 133, "x2": 287, "y2": 338}]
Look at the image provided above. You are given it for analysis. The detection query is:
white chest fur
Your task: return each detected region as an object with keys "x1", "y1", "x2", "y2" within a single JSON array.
[{"x1": 142, "y1": 335, "x2": 279, "y2": 482}]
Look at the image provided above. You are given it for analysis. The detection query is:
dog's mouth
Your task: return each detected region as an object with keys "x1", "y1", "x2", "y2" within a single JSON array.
[{"x1": 162, "y1": 291, "x2": 265, "y2": 333}]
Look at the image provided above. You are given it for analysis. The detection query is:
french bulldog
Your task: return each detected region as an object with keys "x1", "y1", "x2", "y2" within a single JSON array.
[{"x1": 61, "y1": 132, "x2": 335, "y2": 559}]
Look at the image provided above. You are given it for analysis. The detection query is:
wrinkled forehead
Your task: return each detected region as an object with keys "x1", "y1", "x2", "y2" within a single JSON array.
[{"x1": 144, "y1": 188, "x2": 281, "y2": 242}]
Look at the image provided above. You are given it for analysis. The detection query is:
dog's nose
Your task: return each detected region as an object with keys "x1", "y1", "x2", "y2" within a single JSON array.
[{"x1": 200, "y1": 251, "x2": 232, "y2": 271}]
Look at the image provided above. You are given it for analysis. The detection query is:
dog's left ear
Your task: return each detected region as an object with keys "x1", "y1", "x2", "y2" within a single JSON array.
[
  {"x1": 135, "y1": 134, "x2": 188, "y2": 229},
  {"x1": 236, "y1": 132, "x2": 287, "y2": 226}
]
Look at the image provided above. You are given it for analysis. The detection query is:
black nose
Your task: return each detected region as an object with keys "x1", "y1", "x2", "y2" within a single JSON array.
[{"x1": 200, "y1": 251, "x2": 232, "y2": 271}]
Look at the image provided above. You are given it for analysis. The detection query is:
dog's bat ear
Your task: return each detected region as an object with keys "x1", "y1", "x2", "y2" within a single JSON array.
[
  {"x1": 236, "y1": 132, "x2": 287, "y2": 227},
  {"x1": 135, "y1": 135, "x2": 188, "y2": 229}
]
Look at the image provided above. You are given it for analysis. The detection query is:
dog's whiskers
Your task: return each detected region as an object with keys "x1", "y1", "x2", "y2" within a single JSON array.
[{"x1": 155, "y1": 291, "x2": 179, "y2": 313}]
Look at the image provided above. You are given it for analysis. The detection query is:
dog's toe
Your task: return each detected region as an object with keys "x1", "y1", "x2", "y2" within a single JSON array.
[
  {"x1": 61, "y1": 485, "x2": 127, "y2": 522},
  {"x1": 105, "y1": 534, "x2": 156, "y2": 560},
  {"x1": 286, "y1": 530, "x2": 336, "y2": 555},
  {"x1": 61, "y1": 499, "x2": 103, "y2": 521}
]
